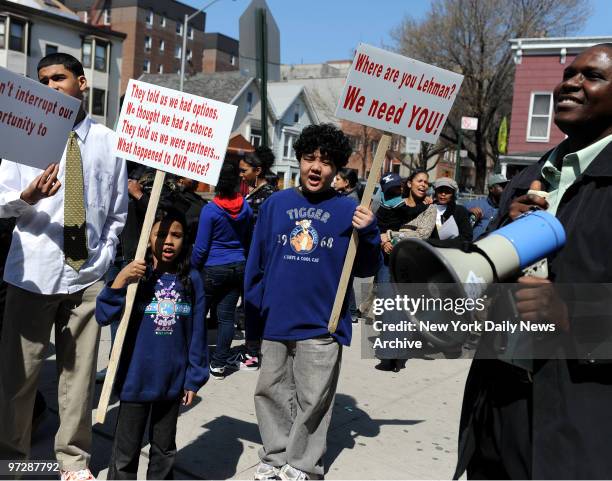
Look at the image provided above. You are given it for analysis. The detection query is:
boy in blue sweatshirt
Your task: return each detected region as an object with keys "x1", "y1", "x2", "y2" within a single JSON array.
[{"x1": 245, "y1": 124, "x2": 382, "y2": 480}]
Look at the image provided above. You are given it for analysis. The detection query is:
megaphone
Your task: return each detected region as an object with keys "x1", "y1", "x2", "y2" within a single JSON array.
[{"x1": 388, "y1": 210, "x2": 566, "y2": 348}]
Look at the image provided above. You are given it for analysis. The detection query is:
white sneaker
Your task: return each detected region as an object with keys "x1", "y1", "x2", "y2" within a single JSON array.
[
  {"x1": 60, "y1": 468, "x2": 96, "y2": 481},
  {"x1": 279, "y1": 464, "x2": 309, "y2": 480},
  {"x1": 253, "y1": 462, "x2": 279, "y2": 480}
]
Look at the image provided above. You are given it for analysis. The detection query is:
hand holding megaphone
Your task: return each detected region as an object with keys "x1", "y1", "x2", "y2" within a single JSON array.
[
  {"x1": 515, "y1": 275, "x2": 570, "y2": 332},
  {"x1": 509, "y1": 180, "x2": 549, "y2": 220}
]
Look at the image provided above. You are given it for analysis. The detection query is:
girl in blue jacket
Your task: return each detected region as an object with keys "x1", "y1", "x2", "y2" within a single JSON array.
[{"x1": 96, "y1": 209, "x2": 208, "y2": 480}]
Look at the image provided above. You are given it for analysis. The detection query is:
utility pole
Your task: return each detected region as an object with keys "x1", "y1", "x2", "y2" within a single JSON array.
[{"x1": 256, "y1": 7, "x2": 268, "y2": 148}]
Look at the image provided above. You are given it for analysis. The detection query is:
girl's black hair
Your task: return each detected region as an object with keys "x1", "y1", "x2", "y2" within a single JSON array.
[
  {"x1": 215, "y1": 162, "x2": 241, "y2": 197},
  {"x1": 293, "y1": 123, "x2": 352, "y2": 169},
  {"x1": 337, "y1": 168, "x2": 358, "y2": 188},
  {"x1": 145, "y1": 208, "x2": 193, "y2": 301}
]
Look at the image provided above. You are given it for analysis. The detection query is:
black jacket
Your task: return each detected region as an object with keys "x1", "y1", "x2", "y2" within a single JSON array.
[{"x1": 456, "y1": 141, "x2": 612, "y2": 479}]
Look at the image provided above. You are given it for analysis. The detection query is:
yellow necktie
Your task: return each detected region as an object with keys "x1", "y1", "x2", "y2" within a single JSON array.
[{"x1": 64, "y1": 131, "x2": 88, "y2": 271}]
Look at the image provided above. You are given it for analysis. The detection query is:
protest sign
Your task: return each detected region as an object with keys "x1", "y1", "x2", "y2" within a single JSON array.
[
  {"x1": 329, "y1": 44, "x2": 463, "y2": 334},
  {"x1": 116, "y1": 79, "x2": 237, "y2": 185},
  {"x1": 97, "y1": 81, "x2": 236, "y2": 424},
  {"x1": 0, "y1": 66, "x2": 80, "y2": 169},
  {"x1": 336, "y1": 43, "x2": 464, "y2": 144}
]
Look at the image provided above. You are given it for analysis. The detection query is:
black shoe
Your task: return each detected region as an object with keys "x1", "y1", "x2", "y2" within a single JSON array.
[{"x1": 375, "y1": 359, "x2": 399, "y2": 372}]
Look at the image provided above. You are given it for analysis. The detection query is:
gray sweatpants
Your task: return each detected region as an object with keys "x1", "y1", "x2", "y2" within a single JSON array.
[{"x1": 254, "y1": 336, "x2": 342, "y2": 477}]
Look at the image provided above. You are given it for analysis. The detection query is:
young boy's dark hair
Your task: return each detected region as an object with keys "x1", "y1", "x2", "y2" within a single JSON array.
[
  {"x1": 37, "y1": 53, "x2": 85, "y2": 77},
  {"x1": 293, "y1": 123, "x2": 352, "y2": 169}
]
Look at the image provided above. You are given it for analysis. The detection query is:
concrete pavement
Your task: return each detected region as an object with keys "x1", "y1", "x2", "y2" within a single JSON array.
[{"x1": 31, "y1": 319, "x2": 470, "y2": 480}]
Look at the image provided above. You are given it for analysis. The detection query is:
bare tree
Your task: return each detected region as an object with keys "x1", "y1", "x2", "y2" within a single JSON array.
[{"x1": 392, "y1": 0, "x2": 589, "y2": 191}]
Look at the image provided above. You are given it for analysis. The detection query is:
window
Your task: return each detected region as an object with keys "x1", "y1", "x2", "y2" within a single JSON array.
[
  {"x1": 92, "y1": 88, "x2": 106, "y2": 116},
  {"x1": 283, "y1": 133, "x2": 296, "y2": 159},
  {"x1": 527, "y1": 92, "x2": 553, "y2": 141},
  {"x1": 94, "y1": 42, "x2": 107, "y2": 71},
  {"x1": 146, "y1": 9, "x2": 153, "y2": 26},
  {"x1": 246, "y1": 91, "x2": 253, "y2": 113},
  {"x1": 157, "y1": 64, "x2": 164, "y2": 74},
  {"x1": 159, "y1": 39, "x2": 165, "y2": 52},
  {"x1": 143, "y1": 59, "x2": 150, "y2": 73},
  {"x1": 9, "y1": 18, "x2": 25, "y2": 52},
  {"x1": 174, "y1": 45, "x2": 181, "y2": 59},
  {"x1": 176, "y1": 22, "x2": 183, "y2": 36},
  {"x1": 230, "y1": 55, "x2": 236, "y2": 66},
  {"x1": 82, "y1": 41, "x2": 92, "y2": 68},
  {"x1": 144, "y1": 36, "x2": 151, "y2": 52},
  {"x1": 83, "y1": 11, "x2": 88, "y2": 24},
  {"x1": 370, "y1": 140, "x2": 378, "y2": 152},
  {"x1": 293, "y1": 104, "x2": 300, "y2": 123},
  {"x1": 45, "y1": 44, "x2": 58, "y2": 56},
  {"x1": 103, "y1": 8, "x2": 111, "y2": 25},
  {"x1": 188, "y1": 25, "x2": 193, "y2": 39},
  {"x1": 187, "y1": 48, "x2": 192, "y2": 61},
  {"x1": 250, "y1": 129, "x2": 262, "y2": 148},
  {"x1": 0, "y1": 17, "x2": 6, "y2": 49},
  {"x1": 160, "y1": 16, "x2": 166, "y2": 27}
]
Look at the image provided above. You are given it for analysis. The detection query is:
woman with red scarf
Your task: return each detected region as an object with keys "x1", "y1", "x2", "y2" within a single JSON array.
[{"x1": 191, "y1": 163, "x2": 253, "y2": 379}]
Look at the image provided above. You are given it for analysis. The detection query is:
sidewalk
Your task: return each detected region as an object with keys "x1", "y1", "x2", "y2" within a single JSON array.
[{"x1": 31, "y1": 320, "x2": 470, "y2": 480}]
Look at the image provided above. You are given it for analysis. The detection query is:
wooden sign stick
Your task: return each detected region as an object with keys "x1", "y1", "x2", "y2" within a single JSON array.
[
  {"x1": 328, "y1": 133, "x2": 392, "y2": 333},
  {"x1": 96, "y1": 170, "x2": 166, "y2": 424}
]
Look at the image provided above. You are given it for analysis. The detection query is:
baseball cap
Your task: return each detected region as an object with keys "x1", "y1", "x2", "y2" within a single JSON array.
[
  {"x1": 488, "y1": 173, "x2": 509, "y2": 187},
  {"x1": 380, "y1": 172, "x2": 402, "y2": 194},
  {"x1": 433, "y1": 177, "x2": 458, "y2": 191}
]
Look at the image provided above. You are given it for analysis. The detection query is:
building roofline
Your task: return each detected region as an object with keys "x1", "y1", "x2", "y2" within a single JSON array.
[
  {"x1": 228, "y1": 76, "x2": 254, "y2": 105},
  {"x1": 509, "y1": 36, "x2": 612, "y2": 53},
  {"x1": 0, "y1": 0, "x2": 126, "y2": 39}
]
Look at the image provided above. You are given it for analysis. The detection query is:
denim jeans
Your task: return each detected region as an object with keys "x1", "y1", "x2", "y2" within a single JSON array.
[{"x1": 202, "y1": 262, "x2": 245, "y2": 367}]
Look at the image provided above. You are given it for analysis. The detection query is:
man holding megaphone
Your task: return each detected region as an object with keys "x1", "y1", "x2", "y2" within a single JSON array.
[{"x1": 454, "y1": 43, "x2": 612, "y2": 479}]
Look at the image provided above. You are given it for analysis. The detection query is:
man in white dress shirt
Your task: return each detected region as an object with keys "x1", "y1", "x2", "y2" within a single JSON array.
[{"x1": 0, "y1": 53, "x2": 127, "y2": 480}]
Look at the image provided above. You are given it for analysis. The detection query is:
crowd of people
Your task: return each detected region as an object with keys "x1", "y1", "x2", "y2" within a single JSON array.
[{"x1": 1, "y1": 41, "x2": 612, "y2": 481}]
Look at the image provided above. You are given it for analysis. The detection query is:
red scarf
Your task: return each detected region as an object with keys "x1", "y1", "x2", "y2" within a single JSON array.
[{"x1": 213, "y1": 193, "x2": 244, "y2": 218}]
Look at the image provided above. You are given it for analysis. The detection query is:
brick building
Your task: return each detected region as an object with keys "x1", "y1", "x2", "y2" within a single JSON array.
[
  {"x1": 501, "y1": 36, "x2": 612, "y2": 178},
  {"x1": 61, "y1": 0, "x2": 206, "y2": 93},
  {"x1": 202, "y1": 32, "x2": 238, "y2": 73},
  {"x1": 1, "y1": 0, "x2": 124, "y2": 127}
]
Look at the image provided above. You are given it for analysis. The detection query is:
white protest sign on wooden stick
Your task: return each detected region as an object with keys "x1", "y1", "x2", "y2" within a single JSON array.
[
  {"x1": 96, "y1": 79, "x2": 237, "y2": 423},
  {"x1": 0, "y1": 66, "x2": 80, "y2": 169},
  {"x1": 328, "y1": 43, "x2": 463, "y2": 333}
]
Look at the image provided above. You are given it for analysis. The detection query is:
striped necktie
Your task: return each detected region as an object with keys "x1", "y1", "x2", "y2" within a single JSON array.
[{"x1": 64, "y1": 131, "x2": 88, "y2": 271}]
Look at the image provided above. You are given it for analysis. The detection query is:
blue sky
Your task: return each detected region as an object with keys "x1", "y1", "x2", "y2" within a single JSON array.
[{"x1": 185, "y1": 0, "x2": 612, "y2": 65}]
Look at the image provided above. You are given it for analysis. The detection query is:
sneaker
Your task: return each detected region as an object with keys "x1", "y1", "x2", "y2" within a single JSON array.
[
  {"x1": 210, "y1": 364, "x2": 225, "y2": 380},
  {"x1": 278, "y1": 464, "x2": 308, "y2": 481},
  {"x1": 241, "y1": 353, "x2": 260, "y2": 371},
  {"x1": 60, "y1": 468, "x2": 96, "y2": 481},
  {"x1": 228, "y1": 351, "x2": 260, "y2": 371},
  {"x1": 253, "y1": 462, "x2": 279, "y2": 480}
]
